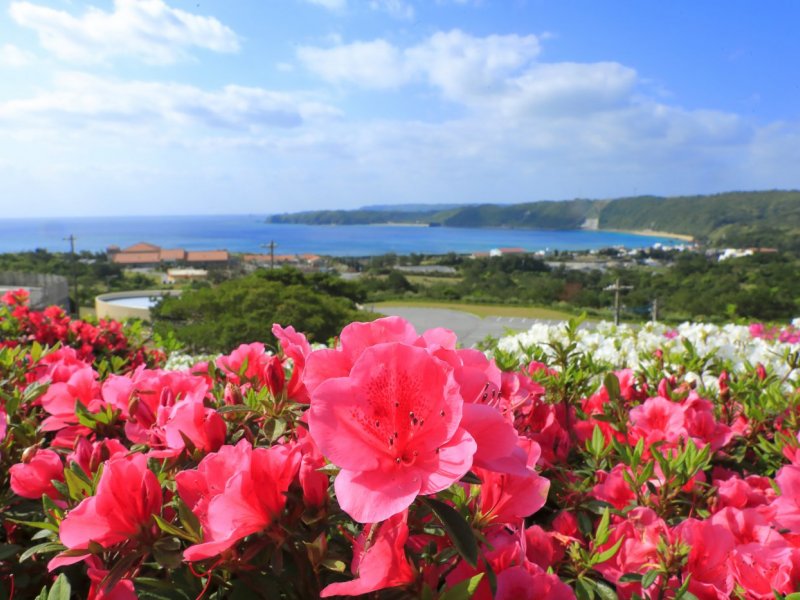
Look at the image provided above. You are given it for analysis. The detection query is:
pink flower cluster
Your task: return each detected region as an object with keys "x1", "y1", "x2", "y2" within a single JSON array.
[{"x1": 3, "y1": 310, "x2": 800, "y2": 599}]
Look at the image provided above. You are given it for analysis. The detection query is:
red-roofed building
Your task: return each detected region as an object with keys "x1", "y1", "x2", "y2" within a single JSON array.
[
  {"x1": 110, "y1": 243, "x2": 229, "y2": 268},
  {"x1": 186, "y1": 250, "x2": 229, "y2": 266}
]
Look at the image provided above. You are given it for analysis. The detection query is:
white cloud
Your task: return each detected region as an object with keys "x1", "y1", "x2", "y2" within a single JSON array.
[
  {"x1": 297, "y1": 39, "x2": 411, "y2": 89},
  {"x1": 406, "y1": 29, "x2": 541, "y2": 102},
  {"x1": 298, "y1": 29, "x2": 541, "y2": 96},
  {"x1": 9, "y1": 0, "x2": 240, "y2": 65},
  {"x1": 370, "y1": 0, "x2": 414, "y2": 20},
  {"x1": 0, "y1": 72, "x2": 339, "y2": 134},
  {"x1": 0, "y1": 43, "x2": 35, "y2": 67}
]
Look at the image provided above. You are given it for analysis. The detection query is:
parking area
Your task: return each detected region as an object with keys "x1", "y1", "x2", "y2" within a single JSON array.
[{"x1": 373, "y1": 305, "x2": 562, "y2": 347}]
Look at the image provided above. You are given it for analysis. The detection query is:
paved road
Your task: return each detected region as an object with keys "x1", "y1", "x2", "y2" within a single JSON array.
[{"x1": 372, "y1": 306, "x2": 563, "y2": 347}]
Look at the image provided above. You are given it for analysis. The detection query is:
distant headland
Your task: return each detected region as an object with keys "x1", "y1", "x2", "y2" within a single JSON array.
[{"x1": 267, "y1": 190, "x2": 800, "y2": 250}]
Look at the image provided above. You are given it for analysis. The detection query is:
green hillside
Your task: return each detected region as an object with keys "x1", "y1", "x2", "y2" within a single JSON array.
[
  {"x1": 267, "y1": 190, "x2": 800, "y2": 248},
  {"x1": 598, "y1": 190, "x2": 800, "y2": 247}
]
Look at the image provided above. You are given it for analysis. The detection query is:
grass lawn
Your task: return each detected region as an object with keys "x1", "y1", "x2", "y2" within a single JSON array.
[{"x1": 371, "y1": 300, "x2": 574, "y2": 320}]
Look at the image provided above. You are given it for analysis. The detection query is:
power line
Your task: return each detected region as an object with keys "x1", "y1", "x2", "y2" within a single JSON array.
[
  {"x1": 260, "y1": 241, "x2": 277, "y2": 269},
  {"x1": 64, "y1": 234, "x2": 78, "y2": 316},
  {"x1": 603, "y1": 278, "x2": 633, "y2": 326}
]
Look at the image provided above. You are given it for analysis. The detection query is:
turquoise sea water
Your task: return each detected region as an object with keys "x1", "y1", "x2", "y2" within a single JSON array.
[{"x1": 0, "y1": 215, "x2": 680, "y2": 256}]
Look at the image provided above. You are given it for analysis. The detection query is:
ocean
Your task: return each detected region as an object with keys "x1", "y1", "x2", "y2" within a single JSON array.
[{"x1": 0, "y1": 215, "x2": 681, "y2": 256}]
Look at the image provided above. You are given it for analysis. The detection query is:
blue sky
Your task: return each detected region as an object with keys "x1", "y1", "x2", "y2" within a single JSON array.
[{"x1": 1, "y1": 0, "x2": 798, "y2": 217}]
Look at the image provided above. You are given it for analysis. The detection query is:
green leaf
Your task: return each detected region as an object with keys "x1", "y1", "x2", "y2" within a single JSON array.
[
  {"x1": 439, "y1": 573, "x2": 485, "y2": 600},
  {"x1": 593, "y1": 580, "x2": 618, "y2": 600},
  {"x1": 19, "y1": 541, "x2": 67, "y2": 563},
  {"x1": 618, "y1": 573, "x2": 643, "y2": 583},
  {"x1": 594, "y1": 509, "x2": 611, "y2": 546},
  {"x1": 575, "y1": 578, "x2": 596, "y2": 600},
  {"x1": 592, "y1": 537, "x2": 624, "y2": 565},
  {"x1": 47, "y1": 574, "x2": 71, "y2": 600},
  {"x1": 641, "y1": 569, "x2": 659, "y2": 589},
  {"x1": 6, "y1": 518, "x2": 59, "y2": 533},
  {"x1": 603, "y1": 372, "x2": 620, "y2": 401},
  {"x1": 422, "y1": 497, "x2": 479, "y2": 568},
  {"x1": 153, "y1": 514, "x2": 200, "y2": 543},
  {"x1": 64, "y1": 468, "x2": 93, "y2": 500},
  {"x1": 152, "y1": 536, "x2": 184, "y2": 569}
]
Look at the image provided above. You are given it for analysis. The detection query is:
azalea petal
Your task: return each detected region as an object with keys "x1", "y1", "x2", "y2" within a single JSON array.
[
  {"x1": 419, "y1": 427, "x2": 476, "y2": 495},
  {"x1": 339, "y1": 317, "x2": 420, "y2": 363},
  {"x1": 309, "y1": 378, "x2": 384, "y2": 471},
  {"x1": 461, "y1": 403, "x2": 518, "y2": 466},
  {"x1": 335, "y1": 467, "x2": 421, "y2": 523},
  {"x1": 303, "y1": 348, "x2": 354, "y2": 394}
]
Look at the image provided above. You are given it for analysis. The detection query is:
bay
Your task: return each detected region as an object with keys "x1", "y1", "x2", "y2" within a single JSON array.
[{"x1": 0, "y1": 215, "x2": 681, "y2": 256}]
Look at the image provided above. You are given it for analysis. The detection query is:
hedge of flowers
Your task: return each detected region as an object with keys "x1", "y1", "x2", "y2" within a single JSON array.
[{"x1": 2, "y1": 289, "x2": 800, "y2": 599}]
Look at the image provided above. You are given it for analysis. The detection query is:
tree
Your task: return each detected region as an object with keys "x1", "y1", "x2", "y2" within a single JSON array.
[{"x1": 151, "y1": 268, "x2": 372, "y2": 352}]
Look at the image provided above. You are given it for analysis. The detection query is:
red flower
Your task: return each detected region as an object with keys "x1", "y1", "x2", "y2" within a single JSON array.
[
  {"x1": 320, "y1": 510, "x2": 416, "y2": 597},
  {"x1": 10, "y1": 448, "x2": 65, "y2": 500},
  {"x1": 50, "y1": 453, "x2": 162, "y2": 569}
]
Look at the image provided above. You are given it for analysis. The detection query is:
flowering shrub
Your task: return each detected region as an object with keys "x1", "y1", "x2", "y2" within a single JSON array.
[
  {"x1": 2, "y1": 305, "x2": 800, "y2": 599},
  {"x1": 0, "y1": 289, "x2": 164, "y2": 371}
]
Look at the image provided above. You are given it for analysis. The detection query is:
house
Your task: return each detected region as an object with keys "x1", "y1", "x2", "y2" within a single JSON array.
[{"x1": 109, "y1": 243, "x2": 229, "y2": 268}]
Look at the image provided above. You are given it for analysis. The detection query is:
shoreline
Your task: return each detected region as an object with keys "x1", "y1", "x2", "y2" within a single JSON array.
[{"x1": 600, "y1": 228, "x2": 695, "y2": 242}]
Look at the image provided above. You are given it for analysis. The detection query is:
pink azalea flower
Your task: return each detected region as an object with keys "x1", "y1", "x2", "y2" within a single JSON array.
[
  {"x1": 67, "y1": 438, "x2": 129, "y2": 477},
  {"x1": 594, "y1": 508, "x2": 670, "y2": 597},
  {"x1": 85, "y1": 556, "x2": 137, "y2": 600},
  {"x1": 711, "y1": 507, "x2": 800, "y2": 596},
  {"x1": 162, "y1": 398, "x2": 226, "y2": 454},
  {"x1": 628, "y1": 396, "x2": 687, "y2": 447},
  {"x1": 50, "y1": 453, "x2": 162, "y2": 570},
  {"x1": 495, "y1": 564, "x2": 575, "y2": 600},
  {"x1": 591, "y1": 464, "x2": 636, "y2": 510},
  {"x1": 273, "y1": 323, "x2": 313, "y2": 402},
  {"x1": 674, "y1": 517, "x2": 735, "y2": 599},
  {"x1": 303, "y1": 316, "x2": 420, "y2": 395},
  {"x1": 181, "y1": 440, "x2": 300, "y2": 561},
  {"x1": 10, "y1": 448, "x2": 65, "y2": 500},
  {"x1": 770, "y1": 464, "x2": 800, "y2": 532},
  {"x1": 320, "y1": 510, "x2": 416, "y2": 597},
  {"x1": 309, "y1": 341, "x2": 476, "y2": 523},
  {"x1": 475, "y1": 440, "x2": 549, "y2": 524},
  {"x1": 39, "y1": 367, "x2": 101, "y2": 431}
]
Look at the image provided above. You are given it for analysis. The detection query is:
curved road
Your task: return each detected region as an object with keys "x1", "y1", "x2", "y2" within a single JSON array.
[{"x1": 372, "y1": 305, "x2": 562, "y2": 348}]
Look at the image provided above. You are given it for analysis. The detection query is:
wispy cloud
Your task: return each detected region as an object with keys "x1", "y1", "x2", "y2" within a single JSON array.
[
  {"x1": 0, "y1": 72, "x2": 339, "y2": 133},
  {"x1": 0, "y1": 43, "x2": 35, "y2": 67},
  {"x1": 370, "y1": 0, "x2": 414, "y2": 20},
  {"x1": 9, "y1": 0, "x2": 240, "y2": 65}
]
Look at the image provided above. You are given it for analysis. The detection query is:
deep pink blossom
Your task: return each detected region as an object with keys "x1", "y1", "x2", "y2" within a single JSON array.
[
  {"x1": 320, "y1": 510, "x2": 416, "y2": 597},
  {"x1": 50, "y1": 454, "x2": 162, "y2": 569},
  {"x1": 181, "y1": 440, "x2": 300, "y2": 561},
  {"x1": 273, "y1": 323, "x2": 313, "y2": 402},
  {"x1": 10, "y1": 448, "x2": 64, "y2": 500},
  {"x1": 309, "y1": 342, "x2": 476, "y2": 523},
  {"x1": 628, "y1": 396, "x2": 687, "y2": 447},
  {"x1": 39, "y1": 367, "x2": 101, "y2": 431},
  {"x1": 475, "y1": 440, "x2": 549, "y2": 524},
  {"x1": 67, "y1": 438, "x2": 129, "y2": 477}
]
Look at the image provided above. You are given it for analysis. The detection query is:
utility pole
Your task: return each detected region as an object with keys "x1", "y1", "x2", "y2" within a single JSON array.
[
  {"x1": 651, "y1": 298, "x2": 659, "y2": 322},
  {"x1": 260, "y1": 241, "x2": 277, "y2": 269},
  {"x1": 64, "y1": 234, "x2": 78, "y2": 316},
  {"x1": 604, "y1": 278, "x2": 633, "y2": 326}
]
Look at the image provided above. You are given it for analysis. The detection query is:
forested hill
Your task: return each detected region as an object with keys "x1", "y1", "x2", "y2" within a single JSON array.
[
  {"x1": 267, "y1": 199, "x2": 604, "y2": 228},
  {"x1": 267, "y1": 190, "x2": 800, "y2": 247}
]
